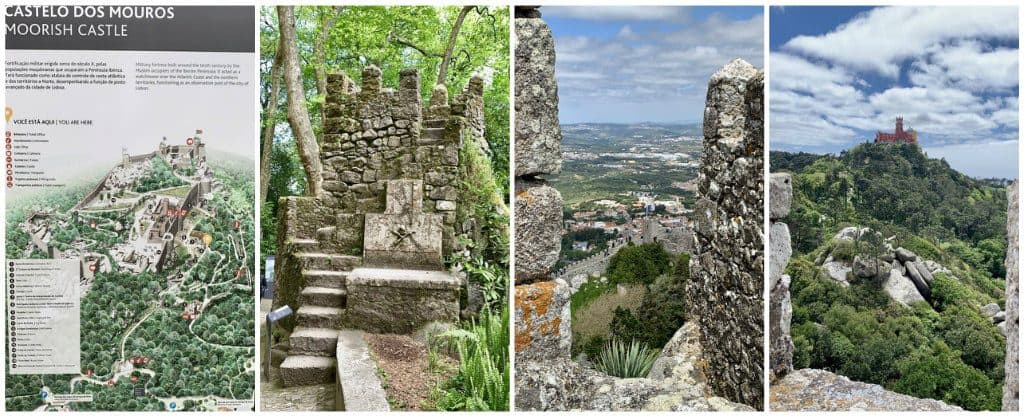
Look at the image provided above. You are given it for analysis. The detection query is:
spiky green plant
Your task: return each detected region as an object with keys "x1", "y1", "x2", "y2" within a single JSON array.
[
  {"x1": 595, "y1": 338, "x2": 659, "y2": 378},
  {"x1": 434, "y1": 305, "x2": 510, "y2": 411}
]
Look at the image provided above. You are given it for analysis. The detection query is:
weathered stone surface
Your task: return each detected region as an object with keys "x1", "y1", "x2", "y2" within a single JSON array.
[
  {"x1": 515, "y1": 18, "x2": 562, "y2": 176},
  {"x1": 769, "y1": 222, "x2": 791, "y2": 288},
  {"x1": 771, "y1": 369, "x2": 962, "y2": 411},
  {"x1": 362, "y1": 180, "x2": 444, "y2": 270},
  {"x1": 1004, "y1": 182, "x2": 1018, "y2": 411},
  {"x1": 993, "y1": 310, "x2": 1006, "y2": 323},
  {"x1": 852, "y1": 255, "x2": 891, "y2": 279},
  {"x1": 335, "y1": 331, "x2": 389, "y2": 411},
  {"x1": 514, "y1": 279, "x2": 571, "y2": 362},
  {"x1": 769, "y1": 173, "x2": 792, "y2": 220},
  {"x1": 895, "y1": 247, "x2": 917, "y2": 263},
  {"x1": 883, "y1": 269, "x2": 926, "y2": 307},
  {"x1": 687, "y1": 58, "x2": 764, "y2": 409},
  {"x1": 514, "y1": 181, "x2": 563, "y2": 283},
  {"x1": 981, "y1": 302, "x2": 1001, "y2": 319},
  {"x1": 904, "y1": 260, "x2": 932, "y2": 300},
  {"x1": 822, "y1": 261, "x2": 851, "y2": 286},
  {"x1": 770, "y1": 274, "x2": 793, "y2": 382},
  {"x1": 834, "y1": 226, "x2": 868, "y2": 241},
  {"x1": 345, "y1": 268, "x2": 460, "y2": 334},
  {"x1": 515, "y1": 322, "x2": 753, "y2": 411},
  {"x1": 280, "y1": 355, "x2": 336, "y2": 387}
]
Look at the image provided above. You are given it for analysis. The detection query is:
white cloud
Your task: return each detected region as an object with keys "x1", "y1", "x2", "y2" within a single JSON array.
[
  {"x1": 552, "y1": 10, "x2": 763, "y2": 123},
  {"x1": 926, "y1": 140, "x2": 1018, "y2": 179},
  {"x1": 771, "y1": 6, "x2": 1018, "y2": 158},
  {"x1": 783, "y1": 7, "x2": 1017, "y2": 78},
  {"x1": 544, "y1": 6, "x2": 690, "y2": 22}
]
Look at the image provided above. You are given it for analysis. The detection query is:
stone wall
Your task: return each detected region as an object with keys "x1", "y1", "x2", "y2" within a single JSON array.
[
  {"x1": 273, "y1": 66, "x2": 484, "y2": 331},
  {"x1": 513, "y1": 7, "x2": 563, "y2": 284},
  {"x1": 769, "y1": 173, "x2": 793, "y2": 382},
  {"x1": 686, "y1": 58, "x2": 764, "y2": 410},
  {"x1": 1004, "y1": 181, "x2": 1019, "y2": 411}
]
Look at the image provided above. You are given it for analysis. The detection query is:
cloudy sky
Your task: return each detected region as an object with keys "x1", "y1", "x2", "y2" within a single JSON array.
[
  {"x1": 770, "y1": 6, "x2": 1019, "y2": 179},
  {"x1": 545, "y1": 6, "x2": 763, "y2": 124}
]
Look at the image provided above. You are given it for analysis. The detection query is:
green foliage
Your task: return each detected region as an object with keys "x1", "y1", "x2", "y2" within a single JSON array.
[
  {"x1": 605, "y1": 242, "x2": 672, "y2": 285},
  {"x1": 133, "y1": 157, "x2": 187, "y2": 193},
  {"x1": 456, "y1": 256, "x2": 508, "y2": 312},
  {"x1": 893, "y1": 342, "x2": 1002, "y2": 411},
  {"x1": 609, "y1": 253, "x2": 689, "y2": 349},
  {"x1": 433, "y1": 306, "x2": 510, "y2": 411},
  {"x1": 456, "y1": 140, "x2": 509, "y2": 270},
  {"x1": 594, "y1": 338, "x2": 659, "y2": 378}
]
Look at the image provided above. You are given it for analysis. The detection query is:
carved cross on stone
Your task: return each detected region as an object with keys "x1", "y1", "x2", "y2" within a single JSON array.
[{"x1": 363, "y1": 180, "x2": 443, "y2": 270}]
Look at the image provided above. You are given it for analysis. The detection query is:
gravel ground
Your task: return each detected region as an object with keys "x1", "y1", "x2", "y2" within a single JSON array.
[{"x1": 365, "y1": 333, "x2": 456, "y2": 410}]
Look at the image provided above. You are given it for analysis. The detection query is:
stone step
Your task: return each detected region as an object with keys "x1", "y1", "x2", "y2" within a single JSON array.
[
  {"x1": 301, "y1": 286, "x2": 347, "y2": 307},
  {"x1": 287, "y1": 238, "x2": 320, "y2": 252},
  {"x1": 423, "y1": 119, "x2": 446, "y2": 129},
  {"x1": 295, "y1": 252, "x2": 361, "y2": 271},
  {"x1": 296, "y1": 305, "x2": 345, "y2": 328},
  {"x1": 419, "y1": 127, "x2": 445, "y2": 144},
  {"x1": 290, "y1": 326, "x2": 340, "y2": 356},
  {"x1": 302, "y1": 269, "x2": 348, "y2": 289},
  {"x1": 336, "y1": 330, "x2": 390, "y2": 411},
  {"x1": 280, "y1": 355, "x2": 336, "y2": 386}
]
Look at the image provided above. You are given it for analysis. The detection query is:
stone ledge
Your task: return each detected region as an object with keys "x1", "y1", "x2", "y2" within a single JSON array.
[
  {"x1": 336, "y1": 330, "x2": 390, "y2": 411},
  {"x1": 770, "y1": 369, "x2": 962, "y2": 411},
  {"x1": 347, "y1": 267, "x2": 460, "y2": 289}
]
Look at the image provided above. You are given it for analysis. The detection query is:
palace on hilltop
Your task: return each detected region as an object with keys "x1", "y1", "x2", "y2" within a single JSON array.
[{"x1": 875, "y1": 116, "x2": 917, "y2": 144}]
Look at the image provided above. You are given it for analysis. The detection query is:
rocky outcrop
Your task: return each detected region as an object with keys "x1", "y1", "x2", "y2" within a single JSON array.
[
  {"x1": 687, "y1": 58, "x2": 764, "y2": 409},
  {"x1": 771, "y1": 369, "x2": 962, "y2": 411},
  {"x1": 515, "y1": 322, "x2": 753, "y2": 411},
  {"x1": 1004, "y1": 181, "x2": 1018, "y2": 411},
  {"x1": 769, "y1": 173, "x2": 793, "y2": 383},
  {"x1": 514, "y1": 279, "x2": 571, "y2": 361}
]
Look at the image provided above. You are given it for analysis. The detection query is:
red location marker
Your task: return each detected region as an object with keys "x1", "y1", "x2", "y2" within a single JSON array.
[
  {"x1": 89, "y1": 221, "x2": 96, "y2": 228},
  {"x1": 233, "y1": 220, "x2": 240, "y2": 229},
  {"x1": 107, "y1": 380, "x2": 114, "y2": 386},
  {"x1": 85, "y1": 369, "x2": 93, "y2": 376},
  {"x1": 130, "y1": 376, "x2": 138, "y2": 382},
  {"x1": 186, "y1": 138, "x2": 194, "y2": 146},
  {"x1": 235, "y1": 268, "x2": 242, "y2": 277},
  {"x1": 88, "y1": 264, "x2": 96, "y2": 272}
]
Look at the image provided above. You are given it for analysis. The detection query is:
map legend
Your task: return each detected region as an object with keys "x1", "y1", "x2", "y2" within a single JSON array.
[{"x1": 7, "y1": 259, "x2": 81, "y2": 374}]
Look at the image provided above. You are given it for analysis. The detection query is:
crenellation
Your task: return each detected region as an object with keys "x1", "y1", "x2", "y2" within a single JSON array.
[{"x1": 275, "y1": 64, "x2": 485, "y2": 336}]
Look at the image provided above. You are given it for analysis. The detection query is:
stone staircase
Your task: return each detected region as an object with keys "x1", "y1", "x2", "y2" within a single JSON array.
[{"x1": 279, "y1": 238, "x2": 362, "y2": 386}]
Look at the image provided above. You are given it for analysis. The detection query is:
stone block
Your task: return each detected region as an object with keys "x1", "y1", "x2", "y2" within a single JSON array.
[
  {"x1": 770, "y1": 274, "x2": 793, "y2": 383},
  {"x1": 769, "y1": 222, "x2": 791, "y2": 288},
  {"x1": 769, "y1": 173, "x2": 792, "y2": 220},
  {"x1": 363, "y1": 212, "x2": 443, "y2": 270},
  {"x1": 515, "y1": 18, "x2": 562, "y2": 176},
  {"x1": 1005, "y1": 182, "x2": 1018, "y2": 411},
  {"x1": 514, "y1": 181, "x2": 563, "y2": 283},
  {"x1": 345, "y1": 268, "x2": 460, "y2": 334},
  {"x1": 335, "y1": 330, "x2": 390, "y2": 411},
  {"x1": 514, "y1": 279, "x2": 571, "y2": 362}
]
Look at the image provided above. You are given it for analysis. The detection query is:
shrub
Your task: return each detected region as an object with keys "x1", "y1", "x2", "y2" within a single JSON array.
[
  {"x1": 594, "y1": 338, "x2": 659, "y2": 378},
  {"x1": 609, "y1": 254, "x2": 689, "y2": 349},
  {"x1": 829, "y1": 239, "x2": 856, "y2": 262},
  {"x1": 434, "y1": 306, "x2": 510, "y2": 411},
  {"x1": 605, "y1": 242, "x2": 671, "y2": 285}
]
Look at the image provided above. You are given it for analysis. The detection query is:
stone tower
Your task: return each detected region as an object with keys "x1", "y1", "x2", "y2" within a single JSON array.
[{"x1": 272, "y1": 66, "x2": 484, "y2": 388}]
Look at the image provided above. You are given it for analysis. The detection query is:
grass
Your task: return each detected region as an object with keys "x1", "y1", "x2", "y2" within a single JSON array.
[{"x1": 571, "y1": 283, "x2": 647, "y2": 352}]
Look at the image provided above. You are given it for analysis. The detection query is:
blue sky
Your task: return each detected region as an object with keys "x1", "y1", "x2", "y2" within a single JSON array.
[
  {"x1": 545, "y1": 6, "x2": 763, "y2": 124},
  {"x1": 770, "y1": 6, "x2": 1019, "y2": 179}
]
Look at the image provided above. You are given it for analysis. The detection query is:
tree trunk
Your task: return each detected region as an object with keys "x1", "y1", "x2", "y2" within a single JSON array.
[
  {"x1": 436, "y1": 6, "x2": 473, "y2": 86},
  {"x1": 313, "y1": 6, "x2": 344, "y2": 121},
  {"x1": 259, "y1": 43, "x2": 283, "y2": 204},
  {"x1": 278, "y1": 5, "x2": 322, "y2": 197}
]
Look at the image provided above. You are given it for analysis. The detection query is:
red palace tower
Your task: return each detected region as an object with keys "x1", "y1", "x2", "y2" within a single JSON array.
[{"x1": 875, "y1": 116, "x2": 917, "y2": 144}]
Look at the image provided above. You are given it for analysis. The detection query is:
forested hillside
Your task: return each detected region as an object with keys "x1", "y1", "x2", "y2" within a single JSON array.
[{"x1": 771, "y1": 142, "x2": 1009, "y2": 410}]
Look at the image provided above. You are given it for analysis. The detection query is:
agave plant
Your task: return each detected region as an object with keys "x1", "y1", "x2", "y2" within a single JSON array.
[{"x1": 595, "y1": 338, "x2": 659, "y2": 378}]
